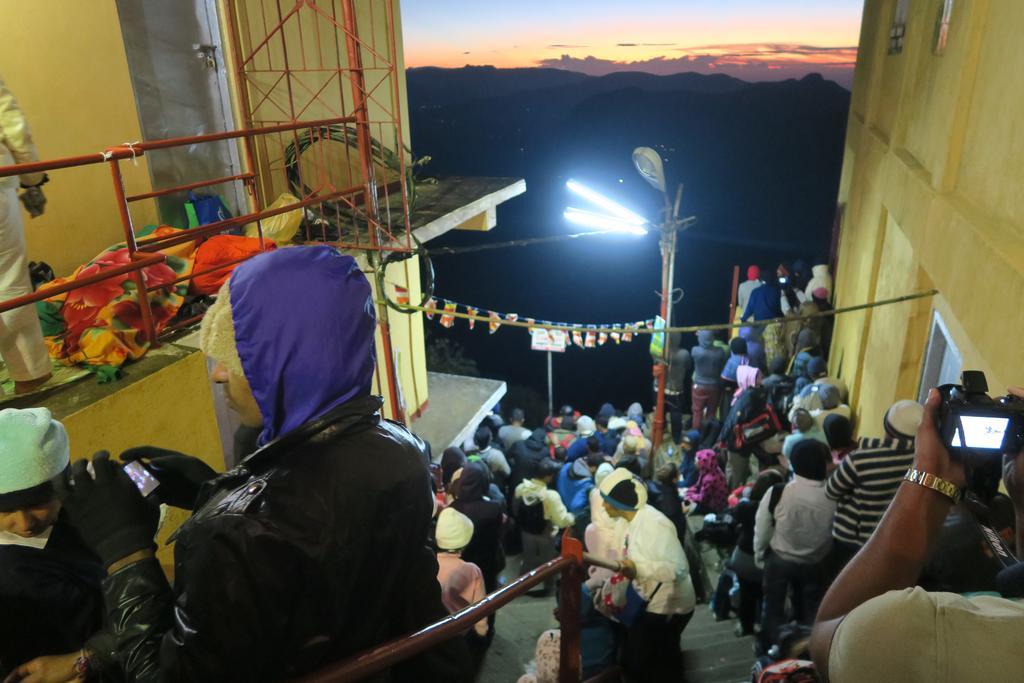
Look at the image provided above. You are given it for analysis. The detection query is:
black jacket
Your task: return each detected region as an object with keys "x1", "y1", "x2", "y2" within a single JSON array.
[
  {"x1": 507, "y1": 432, "x2": 548, "y2": 493},
  {"x1": 102, "y1": 396, "x2": 469, "y2": 682},
  {"x1": 0, "y1": 513, "x2": 119, "y2": 679}
]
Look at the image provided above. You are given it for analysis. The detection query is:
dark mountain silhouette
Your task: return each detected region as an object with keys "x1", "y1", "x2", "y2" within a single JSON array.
[{"x1": 408, "y1": 66, "x2": 849, "y2": 418}]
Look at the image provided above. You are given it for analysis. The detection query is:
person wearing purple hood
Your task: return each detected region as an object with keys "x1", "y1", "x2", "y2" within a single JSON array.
[{"x1": 55, "y1": 247, "x2": 470, "y2": 682}]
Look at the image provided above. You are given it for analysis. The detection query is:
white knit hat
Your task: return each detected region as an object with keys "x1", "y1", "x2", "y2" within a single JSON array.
[
  {"x1": 199, "y1": 280, "x2": 244, "y2": 377},
  {"x1": 885, "y1": 400, "x2": 924, "y2": 439},
  {"x1": 594, "y1": 462, "x2": 614, "y2": 488},
  {"x1": 576, "y1": 415, "x2": 596, "y2": 437},
  {"x1": 0, "y1": 408, "x2": 69, "y2": 501},
  {"x1": 598, "y1": 467, "x2": 648, "y2": 511},
  {"x1": 435, "y1": 507, "x2": 474, "y2": 551}
]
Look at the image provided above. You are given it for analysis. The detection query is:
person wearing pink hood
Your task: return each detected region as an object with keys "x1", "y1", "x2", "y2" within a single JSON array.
[{"x1": 683, "y1": 450, "x2": 729, "y2": 514}]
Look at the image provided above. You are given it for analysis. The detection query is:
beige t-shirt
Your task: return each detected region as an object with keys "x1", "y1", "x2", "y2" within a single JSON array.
[{"x1": 829, "y1": 587, "x2": 1024, "y2": 682}]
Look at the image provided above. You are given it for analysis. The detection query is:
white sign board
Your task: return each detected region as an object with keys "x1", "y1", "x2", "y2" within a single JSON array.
[{"x1": 531, "y1": 328, "x2": 568, "y2": 353}]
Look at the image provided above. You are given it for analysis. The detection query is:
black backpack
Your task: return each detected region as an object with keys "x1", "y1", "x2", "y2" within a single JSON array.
[{"x1": 515, "y1": 495, "x2": 548, "y2": 535}]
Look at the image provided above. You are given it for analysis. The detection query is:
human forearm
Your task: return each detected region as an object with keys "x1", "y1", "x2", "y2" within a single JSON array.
[
  {"x1": 103, "y1": 556, "x2": 175, "y2": 682},
  {"x1": 816, "y1": 482, "x2": 951, "y2": 622}
]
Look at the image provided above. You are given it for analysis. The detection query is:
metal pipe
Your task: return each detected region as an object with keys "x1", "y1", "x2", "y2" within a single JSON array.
[
  {"x1": 109, "y1": 159, "x2": 157, "y2": 344},
  {"x1": 295, "y1": 555, "x2": 577, "y2": 683},
  {"x1": 126, "y1": 173, "x2": 256, "y2": 202},
  {"x1": 728, "y1": 265, "x2": 741, "y2": 328},
  {"x1": 0, "y1": 252, "x2": 165, "y2": 315},
  {"x1": 557, "y1": 534, "x2": 584, "y2": 683}
]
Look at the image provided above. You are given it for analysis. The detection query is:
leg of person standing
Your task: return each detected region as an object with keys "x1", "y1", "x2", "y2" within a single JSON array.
[
  {"x1": 624, "y1": 610, "x2": 694, "y2": 682},
  {"x1": 726, "y1": 450, "x2": 752, "y2": 490},
  {"x1": 760, "y1": 552, "x2": 791, "y2": 651},
  {"x1": 691, "y1": 384, "x2": 708, "y2": 430},
  {"x1": 0, "y1": 187, "x2": 50, "y2": 393}
]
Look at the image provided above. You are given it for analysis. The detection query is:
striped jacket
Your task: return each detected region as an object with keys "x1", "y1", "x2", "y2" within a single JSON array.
[{"x1": 825, "y1": 436, "x2": 915, "y2": 546}]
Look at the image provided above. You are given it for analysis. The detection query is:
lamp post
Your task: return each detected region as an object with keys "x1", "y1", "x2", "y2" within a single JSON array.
[
  {"x1": 633, "y1": 147, "x2": 693, "y2": 452},
  {"x1": 564, "y1": 164, "x2": 692, "y2": 452}
]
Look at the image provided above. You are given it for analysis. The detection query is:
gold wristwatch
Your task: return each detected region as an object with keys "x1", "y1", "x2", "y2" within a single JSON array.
[{"x1": 904, "y1": 468, "x2": 963, "y2": 504}]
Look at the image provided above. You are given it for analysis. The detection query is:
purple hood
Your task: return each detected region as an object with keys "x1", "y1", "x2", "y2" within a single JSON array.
[{"x1": 229, "y1": 246, "x2": 377, "y2": 445}]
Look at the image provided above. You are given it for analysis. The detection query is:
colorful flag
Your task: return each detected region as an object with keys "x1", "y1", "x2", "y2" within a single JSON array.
[
  {"x1": 622, "y1": 325, "x2": 634, "y2": 343},
  {"x1": 424, "y1": 297, "x2": 438, "y2": 320},
  {"x1": 466, "y1": 306, "x2": 479, "y2": 330},
  {"x1": 572, "y1": 328, "x2": 584, "y2": 347},
  {"x1": 506, "y1": 313, "x2": 519, "y2": 324},
  {"x1": 440, "y1": 301, "x2": 457, "y2": 328},
  {"x1": 393, "y1": 284, "x2": 410, "y2": 306},
  {"x1": 611, "y1": 324, "x2": 622, "y2": 344},
  {"x1": 585, "y1": 325, "x2": 597, "y2": 348},
  {"x1": 525, "y1": 318, "x2": 536, "y2": 332},
  {"x1": 598, "y1": 326, "x2": 608, "y2": 346},
  {"x1": 489, "y1": 311, "x2": 502, "y2": 334}
]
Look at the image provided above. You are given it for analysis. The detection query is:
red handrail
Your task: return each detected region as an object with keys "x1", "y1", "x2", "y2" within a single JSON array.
[{"x1": 297, "y1": 533, "x2": 585, "y2": 683}]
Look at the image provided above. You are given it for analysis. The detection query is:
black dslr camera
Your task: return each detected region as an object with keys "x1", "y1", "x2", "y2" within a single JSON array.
[{"x1": 938, "y1": 371, "x2": 1024, "y2": 497}]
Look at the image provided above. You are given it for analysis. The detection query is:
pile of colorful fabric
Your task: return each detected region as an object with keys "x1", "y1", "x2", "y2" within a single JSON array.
[{"x1": 35, "y1": 226, "x2": 272, "y2": 379}]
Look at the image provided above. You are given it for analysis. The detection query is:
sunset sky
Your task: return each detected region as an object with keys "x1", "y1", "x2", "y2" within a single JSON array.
[{"x1": 402, "y1": 0, "x2": 864, "y2": 86}]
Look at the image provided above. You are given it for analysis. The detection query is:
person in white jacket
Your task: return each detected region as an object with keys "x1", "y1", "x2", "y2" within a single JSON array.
[
  {"x1": 0, "y1": 75, "x2": 50, "y2": 394},
  {"x1": 598, "y1": 467, "x2": 695, "y2": 681}
]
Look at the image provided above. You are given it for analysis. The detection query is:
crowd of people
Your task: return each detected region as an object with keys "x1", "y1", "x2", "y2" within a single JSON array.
[{"x1": 3, "y1": 248, "x2": 1023, "y2": 683}]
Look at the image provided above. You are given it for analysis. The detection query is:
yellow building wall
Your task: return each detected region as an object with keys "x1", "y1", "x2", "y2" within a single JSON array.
[
  {"x1": 0, "y1": 0, "x2": 158, "y2": 276},
  {"x1": 831, "y1": 0, "x2": 1024, "y2": 435},
  {"x1": 61, "y1": 351, "x2": 225, "y2": 575}
]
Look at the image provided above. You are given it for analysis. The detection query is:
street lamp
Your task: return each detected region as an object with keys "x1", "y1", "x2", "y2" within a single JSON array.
[
  {"x1": 564, "y1": 180, "x2": 650, "y2": 235},
  {"x1": 632, "y1": 146, "x2": 693, "y2": 453}
]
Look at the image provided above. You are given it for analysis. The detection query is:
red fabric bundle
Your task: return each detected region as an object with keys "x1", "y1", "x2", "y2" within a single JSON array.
[{"x1": 190, "y1": 235, "x2": 276, "y2": 295}]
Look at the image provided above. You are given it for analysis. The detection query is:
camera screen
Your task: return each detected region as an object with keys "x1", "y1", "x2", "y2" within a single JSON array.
[
  {"x1": 950, "y1": 415, "x2": 1010, "y2": 450},
  {"x1": 123, "y1": 461, "x2": 160, "y2": 497}
]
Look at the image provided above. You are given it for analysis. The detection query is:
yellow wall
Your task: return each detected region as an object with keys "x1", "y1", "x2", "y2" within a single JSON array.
[
  {"x1": 831, "y1": 0, "x2": 1024, "y2": 434},
  {"x1": 0, "y1": 0, "x2": 158, "y2": 276},
  {"x1": 61, "y1": 351, "x2": 225, "y2": 575}
]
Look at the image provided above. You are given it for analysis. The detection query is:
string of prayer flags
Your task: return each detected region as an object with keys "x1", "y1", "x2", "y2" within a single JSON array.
[
  {"x1": 393, "y1": 284, "x2": 410, "y2": 306},
  {"x1": 598, "y1": 327, "x2": 609, "y2": 346},
  {"x1": 506, "y1": 313, "x2": 519, "y2": 324},
  {"x1": 622, "y1": 325, "x2": 634, "y2": 343},
  {"x1": 440, "y1": 300, "x2": 458, "y2": 328},
  {"x1": 488, "y1": 311, "x2": 502, "y2": 334},
  {"x1": 585, "y1": 325, "x2": 597, "y2": 348},
  {"x1": 611, "y1": 325, "x2": 622, "y2": 344},
  {"x1": 466, "y1": 306, "x2": 479, "y2": 330},
  {"x1": 572, "y1": 328, "x2": 584, "y2": 347}
]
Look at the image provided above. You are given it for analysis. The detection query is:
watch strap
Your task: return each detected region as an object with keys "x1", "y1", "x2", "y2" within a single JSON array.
[{"x1": 904, "y1": 468, "x2": 963, "y2": 504}]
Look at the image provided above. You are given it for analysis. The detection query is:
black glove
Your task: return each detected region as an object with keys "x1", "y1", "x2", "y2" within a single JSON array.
[
  {"x1": 57, "y1": 451, "x2": 160, "y2": 569},
  {"x1": 121, "y1": 446, "x2": 219, "y2": 510}
]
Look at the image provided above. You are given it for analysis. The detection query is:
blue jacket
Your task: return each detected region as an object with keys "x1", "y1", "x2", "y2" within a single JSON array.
[
  {"x1": 557, "y1": 460, "x2": 594, "y2": 513},
  {"x1": 743, "y1": 283, "x2": 783, "y2": 322}
]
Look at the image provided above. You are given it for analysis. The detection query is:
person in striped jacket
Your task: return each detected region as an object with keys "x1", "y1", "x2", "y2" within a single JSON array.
[{"x1": 824, "y1": 399, "x2": 925, "y2": 574}]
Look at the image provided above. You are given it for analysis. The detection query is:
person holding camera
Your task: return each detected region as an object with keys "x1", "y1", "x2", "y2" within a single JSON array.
[{"x1": 810, "y1": 386, "x2": 1024, "y2": 682}]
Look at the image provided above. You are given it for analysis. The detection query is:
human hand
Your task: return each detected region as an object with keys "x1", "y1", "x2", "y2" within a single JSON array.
[
  {"x1": 652, "y1": 363, "x2": 665, "y2": 379},
  {"x1": 19, "y1": 186, "x2": 46, "y2": 218},
  {"x1": 120, "y1": 446, "x2": 218, "y2": 510},
  {"x1": 56, "y1": 451, "x2": 160, "y2": 569},
  {"x1": 618, "y1": 559, "x2": 637, "y2": 579},
  {"x1": 1003, "y1": 388, "x2": 1024, "y2": 514},
  {"x1": 2, "y1": 651, "x2": 81, "y2": 683},
  {"x1": 914, "y1": 389, "x2": 967, "y2": 489}
]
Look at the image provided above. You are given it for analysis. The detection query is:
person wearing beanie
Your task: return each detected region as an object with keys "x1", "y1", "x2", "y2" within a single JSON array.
[
  {"x1": 683, "y1": 449, "x2": 729, "y2": 514},
  {"x1": 720, "y1": 336, "x2": 750, "y2": 387},
  {"x1": 783, "y1": 407, "x2": 829, "y2": 460},
  {"x1": 754, "y1": 439, "x2": 836, "y2": 650},
  {"x1": 566, "y1": 416, "x2": 604, "y2": 462},
  {"x1": 823, "y1": 414, "x2": 857, "y2": 464},
  {"x1": 515, "y1": 458, "x2": 574, "y2": 596},
  {"x1": 598, "y1": 467, "x2": 695, "y2": 680},
  {"x1": 0, "y1": 408, "x2": 119, "y2": 682},
  {"x1": 736, "y1": 265, "x2": 764, "y2": 320},
  {"x1": 57, "y1": 247, "x2": 470, "y2": 681},
  {"x1": 825, "y1": 399, "x2": 924, "y2": 574},
  {"x1": 691, "y1": 330, "x2": 729, "y2": 430},
  {"x1": 469, "y1": 424, "x2": 510, "y2": 490},
  {"x1": 434, "y1": 508, "x2": 489, "y2": 655}
]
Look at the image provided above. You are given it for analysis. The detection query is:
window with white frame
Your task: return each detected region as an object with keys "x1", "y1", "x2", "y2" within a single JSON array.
[{"x1": 918, "y1": 310, "x2": 962, "y2": 402}]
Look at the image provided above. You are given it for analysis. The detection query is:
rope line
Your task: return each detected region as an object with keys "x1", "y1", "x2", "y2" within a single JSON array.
[{"x1": 379, "y1": 289, "x2": 939, "y2": 335}]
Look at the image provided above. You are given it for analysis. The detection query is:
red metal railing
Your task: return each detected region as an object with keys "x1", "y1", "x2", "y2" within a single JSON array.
[
  {"x1": 0, "y1": 113, "x2": 410, "y2": 420},
  {"x1": 296, "y1": 533, "x2": 603, "y2": 683}
]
